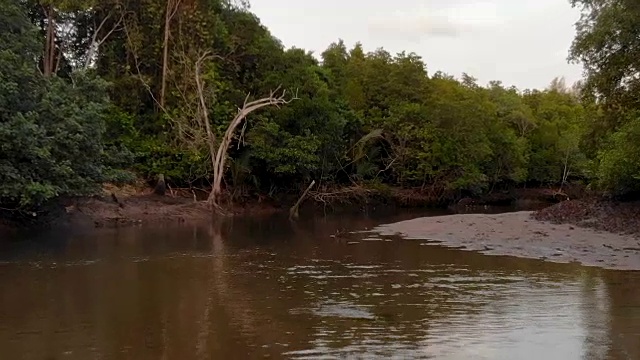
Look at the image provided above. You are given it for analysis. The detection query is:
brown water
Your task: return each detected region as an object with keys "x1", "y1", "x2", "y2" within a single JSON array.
[{"x1": 1, "y1": 209, "x2": 640, "y2": 359}]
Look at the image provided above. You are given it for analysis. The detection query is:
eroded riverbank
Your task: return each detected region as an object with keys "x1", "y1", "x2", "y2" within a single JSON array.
[
  {"x1": 371, "y1": 211, "x2": 640, "y2": 271},
  {"x1": 1, "y1": 182, "x2": 570, "y2": 230}
]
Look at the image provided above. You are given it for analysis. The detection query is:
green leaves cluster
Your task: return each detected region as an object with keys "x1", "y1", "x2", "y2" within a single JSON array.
[
  {"x1": 6, "y1": 0, "x2": 640, "y2": 211},
  {"x1": 570, "y1": 0, "x2": 640, "y2": 194},
  {"x1": 1, "y1": 0, "x2": 110, "y2": 209}
]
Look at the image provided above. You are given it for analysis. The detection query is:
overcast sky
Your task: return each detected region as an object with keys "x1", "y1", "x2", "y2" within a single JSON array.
[{"x1": 250, "y1": 0, "x2": 584, "y2": 90}]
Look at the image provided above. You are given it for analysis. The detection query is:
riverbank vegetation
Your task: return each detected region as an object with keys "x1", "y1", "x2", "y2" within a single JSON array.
[{"x1": 1, "y1": 0, "x2": 639, "y2": 220}]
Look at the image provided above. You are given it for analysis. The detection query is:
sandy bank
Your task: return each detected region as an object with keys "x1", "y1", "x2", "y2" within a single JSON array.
[{"x1": 371, "y1": 211, "x2": 640, "y2": 271}]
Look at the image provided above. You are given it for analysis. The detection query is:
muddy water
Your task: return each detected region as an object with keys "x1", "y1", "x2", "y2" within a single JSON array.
[{"x1": 1, "y1": 210, "x2": 640, "y2": 359}]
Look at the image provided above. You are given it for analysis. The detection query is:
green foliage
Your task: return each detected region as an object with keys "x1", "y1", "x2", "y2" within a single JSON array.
[
  {"x1": 523, "y1": 87, "x2": 589, "y2": 184},
  {"x1": 9, "y1": 0, "x2": 638, "y2": 210},
  {"x1": 1, "y1": 1, "x2": 110, "y2": 209},
  {"x1": 569, "y1": 0, "x2": 640, "y2": 193},
  {"x1": 131, "y1": 136, "x2": 210, "y2": 184},
  {"x1": 596, "y1": 114, "x2": 640, "y2": 193}
]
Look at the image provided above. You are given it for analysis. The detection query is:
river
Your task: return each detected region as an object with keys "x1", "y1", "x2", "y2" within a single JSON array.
[{"x1": 1, "y1": 209, "x2": 639, "y2": 359}]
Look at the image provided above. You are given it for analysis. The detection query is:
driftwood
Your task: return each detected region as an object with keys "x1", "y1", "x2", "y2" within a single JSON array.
[
  {"x1": 309, "y1": 186, "x2": 374, "y2": 204},
  {"x1": 289, "y1": 180, "x2": 316, "y2": 220}
]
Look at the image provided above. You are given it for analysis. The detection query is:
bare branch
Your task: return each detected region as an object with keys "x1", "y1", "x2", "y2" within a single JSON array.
[
  {"x1": 374, "y1": 155, "x2": 398, "y2": 180},
  {"x1": 96, "y1": 13, "x2": 124, "y2": 47},
  {"x1": 84, "y1": 9, "x2": 125, "y2": 69},
  {"x1": 94, "y1": 11, "x2": 113, "y2": 37},
  {"x1": 194, "y1": 52, "x2": 219, "y2": 182},
  {"x1": 160, "y1": 0, "x2": 183, "y2": 108},
  {"x1": 207, "y1": 86, "x2": 298, "y2": 207},
  {"x1": 122, "y1": 16, "x2": 172, "y2": 117}
]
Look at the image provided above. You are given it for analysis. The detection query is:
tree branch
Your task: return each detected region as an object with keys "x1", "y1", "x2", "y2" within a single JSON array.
[
  {"x1": 207, "y1": 87, "x2": 299, "y2": 207},
  {"x1": 195, "y1": 52, "x2": 219, "y2": 180}
]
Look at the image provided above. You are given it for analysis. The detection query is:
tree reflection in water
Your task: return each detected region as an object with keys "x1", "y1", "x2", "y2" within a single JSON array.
[{"x1": 0, "y1": 212, "x2": 639, "y2": 359}]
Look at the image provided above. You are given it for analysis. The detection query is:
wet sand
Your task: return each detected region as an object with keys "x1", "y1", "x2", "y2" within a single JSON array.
[{"x1": 372, "y1": 211, "x2": 640, "y2": 270}]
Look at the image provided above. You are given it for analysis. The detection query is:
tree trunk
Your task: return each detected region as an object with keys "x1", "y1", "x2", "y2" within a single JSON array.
[
  {"x1": 154, "y1": 174, "x2": 166, "y2": 195},
  {"x1": 194, "y1": 54, "x2": 297, "y2": 210},
  {"x1": 43, "y1": 6, "x2": 55, "y2": 77},
  {"x1": 160, "y1": 0, "x2": 180, "y2": 108},
  {"x1": 207, "y1": 105, "x2": 255, "y2": 207},
  {"x1": 289, "y1": 180, "x2": 316, "y2": 220},
  {"x1": 207, "y1": 91, "x2": 297, "y2": 209},
  {"x1": 194, "y1": 54, "x2": 219, "y2": 205},
  {"x1": 560, "y1": 151, "x2": 571, "y2": 192},
  {"x1": 84, "y1": 11, "x2": 123, "y2": 70}
]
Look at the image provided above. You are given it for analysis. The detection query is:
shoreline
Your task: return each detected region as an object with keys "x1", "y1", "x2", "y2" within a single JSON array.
[
  {"x1": 370, "y1": 210, "x2": 640, "y2": 271},
  {"x1": 0, "y1": 184, "x2": 570, "y2": 230},
  {"x1": 4, "y1": 184, "x2": 640, "y2": 271}
]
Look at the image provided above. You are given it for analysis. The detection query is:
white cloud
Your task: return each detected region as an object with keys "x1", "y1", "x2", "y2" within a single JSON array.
[
  {"x1": 250, "y1": 0, "x2": 584, "y2": 90},
  {"x1": 367, "y1": 2, "x2": 504, "y2": 40},
  {"x1": 443, "y1": 1, "x2": 504, "y2": 27},
  {"x1": 368, "y1": 12, "x2": 461, "y2": 39}
]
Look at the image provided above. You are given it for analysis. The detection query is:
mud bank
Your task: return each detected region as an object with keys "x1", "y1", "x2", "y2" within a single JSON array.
[
  {"x1": 371, "y1": 211, "x2": 640, "y2": 271},
  {"x1": 65, "y1": 195, "x2": 212, "y2": 228},
  {"x1": 61, "y1": 194, "x2": 284, "y2": 228},
  {"x1": 0, "y1": 183, "x2": 581, "y2": 231},
  {"x1": 534, "y1": 199, "x2": 640, "y2": 236}
]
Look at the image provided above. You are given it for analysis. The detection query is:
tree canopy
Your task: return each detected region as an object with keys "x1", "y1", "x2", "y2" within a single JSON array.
[
  {"x1": 1, "y1": 0, "x2": 637, "y2": 213},
  {"x1": 570, "y1": 0, "x2": 640, "y2": 193}
]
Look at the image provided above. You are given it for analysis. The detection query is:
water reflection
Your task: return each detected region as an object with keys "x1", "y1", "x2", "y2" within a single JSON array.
[{"x1": 0, "y1": 212, "x2": 639, "y2": 359}]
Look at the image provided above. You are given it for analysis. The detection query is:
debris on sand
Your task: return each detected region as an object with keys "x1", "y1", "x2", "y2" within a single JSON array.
[{"x1": 533, "y1": 199, "x2": 640, "y2": 236}]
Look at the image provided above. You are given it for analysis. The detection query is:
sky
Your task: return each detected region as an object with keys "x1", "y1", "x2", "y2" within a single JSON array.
[{"x1": 249, "y1": 0, "x2": 585, "y2": 91}]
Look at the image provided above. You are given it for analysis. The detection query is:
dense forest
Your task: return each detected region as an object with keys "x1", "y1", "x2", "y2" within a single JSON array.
[{"x1": 1, "y1": 0, "x2": 639, "y2": 213}]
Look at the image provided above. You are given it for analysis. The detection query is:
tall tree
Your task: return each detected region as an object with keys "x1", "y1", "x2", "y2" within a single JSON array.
[
  {"x1": 159, "y1": 0, "x2": 181, "y2": 108},
  {"x1": 570, "y1": 0, "x2": 640, "y2": 193},
  {"x1": 1, "y1": 0, "x2": 109, "y2": 210}
]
